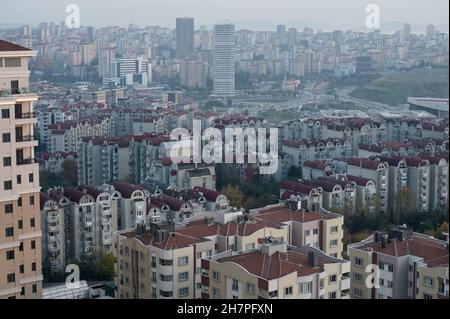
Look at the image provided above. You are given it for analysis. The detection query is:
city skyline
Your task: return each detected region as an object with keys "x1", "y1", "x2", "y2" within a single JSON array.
[{"x1": 0, "y1": 0, "x2": 449, "y2": 32}]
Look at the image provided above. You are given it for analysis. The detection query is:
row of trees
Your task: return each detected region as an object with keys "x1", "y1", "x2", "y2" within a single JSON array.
[
  {"x1": 43, "y1": 252, "x2": 116, "y2": 284},
  {"x1": 40, "y1": 159, "x2": 78, "y2": 192},
  {"x1": 221, "y1": 179, "x2": 280, "y2": 212}
]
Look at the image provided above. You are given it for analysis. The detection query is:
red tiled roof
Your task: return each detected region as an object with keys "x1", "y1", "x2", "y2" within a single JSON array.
[
  {"x1": 193, "y1": 187, "x2": 222, "y2": 202},
  {"x1": 0, "y1": 39, "x2": 31, "y2": 51},
  {"x1": 111, "y1": 181, "x2": 145, "y2": 198},
  {"x1": 346, "y1": 175, "x2": 374, "y2": 187},
  {"x1": 281, "y1": 180, "x2": 316, "y2": 195},
  {"x1": 346, "y1": 158, "x2": 384, "y2": 170},
  {"x1": 217, "y1": 250, "x2": 324, "y2": 280},
  {"x1": 358, "y1": 234, "x2": 448, "y2": 267}
]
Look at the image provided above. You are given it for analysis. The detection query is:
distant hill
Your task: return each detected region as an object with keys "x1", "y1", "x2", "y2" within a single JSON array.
[{"x1": 349, "y1": 68, "x2": 449, "y2": 106}]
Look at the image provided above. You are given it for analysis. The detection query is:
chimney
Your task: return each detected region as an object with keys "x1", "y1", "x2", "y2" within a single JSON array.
[
  {"x1": 381, "y1": 236, "x2": 386, "y2": 249},
  {"x1": 308, "y1": 251, "x2": 319, "y2": 268}
]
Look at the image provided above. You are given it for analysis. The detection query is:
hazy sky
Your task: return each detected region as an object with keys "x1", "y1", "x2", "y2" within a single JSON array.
[{"x1": 1, "y1": 0, "x2": 448, "y2": 31}]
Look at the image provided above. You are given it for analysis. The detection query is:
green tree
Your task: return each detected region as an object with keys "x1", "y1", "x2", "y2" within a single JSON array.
[
  {"x1": 61, "y1": 159, "x2": 78, "y2": 185},
  {"x1": 222, "y1": 185, "x2": 245, "y2": 209},
  {"x1": 394, "y1": 188, "x2": 414, "y2": 224}
]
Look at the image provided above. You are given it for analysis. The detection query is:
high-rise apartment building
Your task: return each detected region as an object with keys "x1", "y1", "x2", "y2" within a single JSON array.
[
  {"x1": 213, "y1": 24, "x2": 236, "y2": 97},
  {"x1": 98, "y1": 46, "x2": 117, "y2": 79},
  {"x1": 0, "y1": 39, "x2": 42, "y2": 299},
  {"x1": 176, "y1": 18, "x2": 195, "y2": 58}
]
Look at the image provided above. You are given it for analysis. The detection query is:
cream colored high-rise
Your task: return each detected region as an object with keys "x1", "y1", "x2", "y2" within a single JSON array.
[{"x1": 0, "y1": 40, "x2": 42, "y2": 299}]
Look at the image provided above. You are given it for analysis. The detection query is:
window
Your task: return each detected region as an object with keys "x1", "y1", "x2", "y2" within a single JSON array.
[
  {"x1": 159, "y1": 290, "x2": 173, "y2": 298},
  {"x1": 424, "y1": 277, "x2": 434, "y2": 287},
  {"x1": 377, "y1": 293, "x2": 384, "y2": 299},
  {"x1": 32, "y1": 262, "x2": 36, "y2": 271},
  {"x1": 2, "y1": 109, "x2": 10, "y2": 119},
  {"x1": 179, "y1": 287, "x2": 189, "y2": 297},
  {"x1": 319, "y1": 278, "x2": 324, "y2": 290},
  {"x1": 313, "y1": 228, "x2": 318, "y2": 235},
  {"x1": 5, "y1": 203, "x2": 13, "y2": 214},
  {"x1": 285, "y1": 286, "x2": 293, "y2": 296},
  {"x1": 329, "y1": 274, "x2": 337, "y2": 284},
  {"x1": 354, "y1": 273, "x2": 363, "y2": 282},
  {"x1": 2, "y1": 133, "x2": 11, "y2": 142},
  {"x1": 300, "y1": 282, "x2": 313, "y2": 294},
  {"x1": 30, "y1": 218, "x2": 35, "y2": 227},
  {"x1": 19, "y1": 265, "x2": 24, "y2": 274},
  {"x1": 17, "y1": 197, "x2": 22, "y2": 206},
  {"x1": 31, "y1": 240, "x2": 36, "y2": 250},
  {"x1": 29, "y1": 173, "x2": 34, "y2": 183},
  {"x1": 232, "y1": 279, "x2": 239, "y2": 292},
  {"x1": 30, "y1": 196, "x2": 34, "y2": 205},
  {"x1": 423, "y1": 293, "x2": 433, "y2": 300},
  {"x1": 212, "y1": 271, "x2": 220, "y2": 281},
  {"x1": 330, "y1": 226, "x2": 339, "y2": 234},
  {"x1": 6, "y1": 250, "x2": 14, "y2": 260},
  {"x1": 32, "y1": 284, "x2": 37, "y2": 293},
  {"x1": 355, "y1": 257, "x2": 364, "y2": 267},
  {"x1": 18, "y1": 220, "x2": 23, "y2": 229},
  {"x1": 17, "y1": 175, "x2": 21, "y2": 185},
  {"x1": 5, "y1": 58, "x2": 21, "y2": 67},
  {"x1": 330, "y1": 239, "x2": 338, "y2": 248},
  {"x1": 160, "y1": 275, "x2": 173, "y2": 282},
  {"x1": 387, "y1": 280, "x2": 393, "y2": 288},
  {"x1": 354, "y1": 288, "x2": 363, "y2": 298},
  {"x1": 179, "y1": 272, "x2": 189, "y2": 282},
  {"x1": 21, "y1": 287, "x2": 25, "y2": 296},
  {"x1": 305, "y1": 230, "x2": 310, "y2": 236},
  {"x1": 7, "y1": 273, "x2": 15, "y2": 283},
  {"x1": 19, "y1": 242, "x2": 23, "y2": 252},
  {"x1": 3, "y1": 157, "x2": 11, "y2": 167},
  {"x1": 5, "y1": 227, "x2": 14, "y2": 237},
  {"x1": 212, "y1": 288, "x2": 220, "y2": 298},
  {"x1": 178, "y1": 256, "x2": 189, "y2": 266},
  {"x1": 196, "y1": 252, "x2": 202, "y2": 259},
  {"x1": 4, "y1": 181, "x2": 12, "y2": 190},
  {"x1": 247, "y1": 283, "x2": 255, "y2": 294},
  {"x1": 388, "y1": 264, "x2": 394, "y2": 272},
  {"x1": 329, "y1": 291, "x2": 337, "y2": 299},
  {"x1": 159, "y1": 258, "x2": 173, "y2": 266}
]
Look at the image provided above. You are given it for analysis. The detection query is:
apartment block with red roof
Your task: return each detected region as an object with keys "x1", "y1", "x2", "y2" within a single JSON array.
[
  {"x1": 202, "y1": 243, "x2": 350, "y2": 299},
  {"x1": 348, "y1": 227, "x2": 449, "y2": 299}
]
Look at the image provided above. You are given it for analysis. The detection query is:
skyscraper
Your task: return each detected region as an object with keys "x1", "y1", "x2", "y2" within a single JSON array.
[
  {"x1": 98, "y1": 46, "x2": 116, "y2": 79},
  {"x1": 213, "y1": 24, "x2": 236, "y2": 97},
  {"x1": 403, "y1": 23, "x2": 411, "y2": 41},
  {"x1": 176, "y1": 17, "x2": 195, "y2": 58},
  {"x1": 0, "y1": 39, "x2": 42, "y2": 299}
]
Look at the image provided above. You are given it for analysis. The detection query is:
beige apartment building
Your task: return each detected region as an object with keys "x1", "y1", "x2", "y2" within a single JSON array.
[
  {"x1": 348, "y1": 227, "x2": 449, "y2": 299},
  {"x1": 113, "y1": 202, "x2": 345, "y2": 299},
  {"x1": 0, "y1": 39, "x2": 42, "y2": 299},
  {"x1": 201, "y1": 243, "x2": 350, "y2": 299}
]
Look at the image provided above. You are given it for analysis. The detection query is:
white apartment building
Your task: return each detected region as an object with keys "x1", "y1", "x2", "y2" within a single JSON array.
[{"x1": 213, "y1": 24, "x2": 236, "y2": 97}]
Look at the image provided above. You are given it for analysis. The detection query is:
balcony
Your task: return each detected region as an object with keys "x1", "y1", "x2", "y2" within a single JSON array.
[
  {"x1": 47, "y1": 214, "x2": 58, "y2": 223},
  {"x1": 48, "y1": 244, "x2": 61, "y2": 254},
  {"x1": 101, "y1": 217, "x2": 110, "y2": 226},
  {"x1": 15, "y1": 112, "x2": 37, "y2": 119},
  {"x1": 16, "y1": 135, "x2": 38, "y2": 146},
  {"x1": 17, "y1": 158, "x2": 35, "y2": 166}
]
